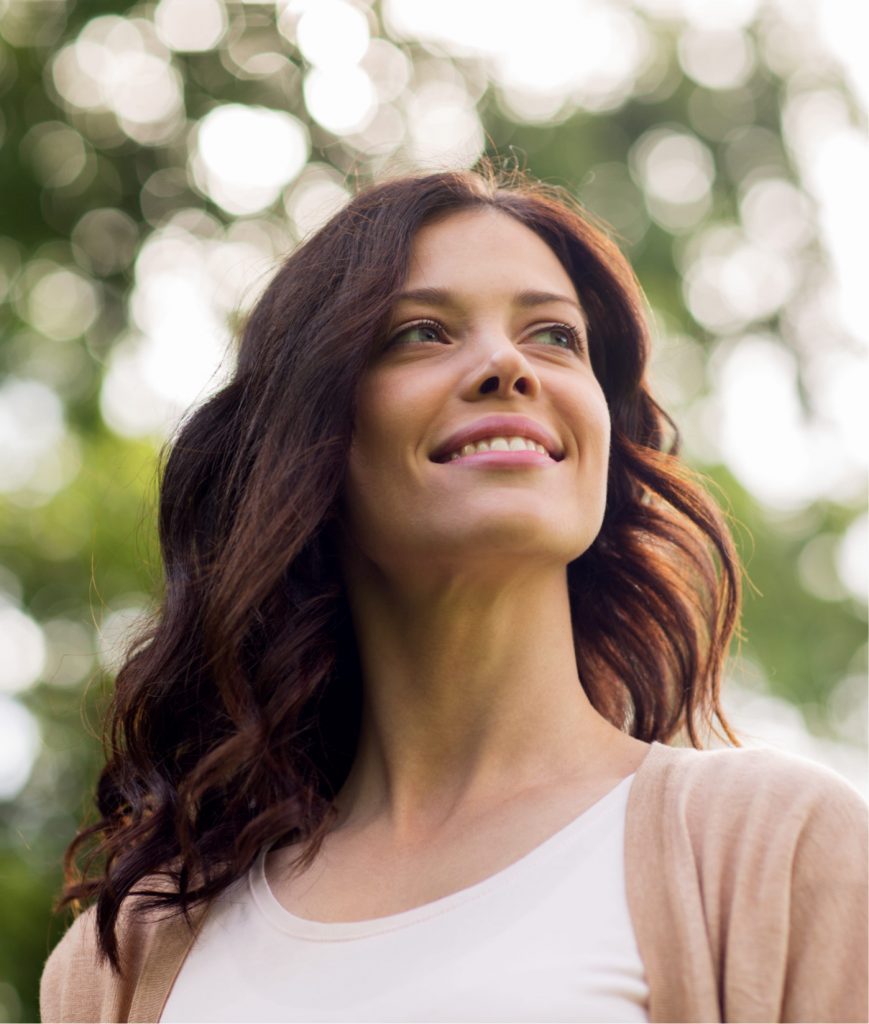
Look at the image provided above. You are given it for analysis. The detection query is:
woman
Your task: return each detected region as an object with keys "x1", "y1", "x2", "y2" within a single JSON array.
[{"x1": 41, "y1": 167, "x2": 867, "y2": 1023}]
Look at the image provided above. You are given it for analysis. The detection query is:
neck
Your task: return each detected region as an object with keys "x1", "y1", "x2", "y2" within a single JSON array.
[{"x1": 335, "y1": 552, "x2": 630, "y2": 841}]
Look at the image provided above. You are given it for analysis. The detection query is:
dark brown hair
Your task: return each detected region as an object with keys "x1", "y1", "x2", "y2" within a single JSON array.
[{"x1": 61, "y1": 165, "x2": 741, "y2": 967}]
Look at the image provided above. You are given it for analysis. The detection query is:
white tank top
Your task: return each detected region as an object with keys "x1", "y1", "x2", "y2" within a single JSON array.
[{"x1": 161, "y1": 773, "x2": 649, "y2": 1022}]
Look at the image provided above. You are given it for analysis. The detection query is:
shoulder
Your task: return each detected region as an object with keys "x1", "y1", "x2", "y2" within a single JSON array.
[
  {"x1": 40, "y1": 907, "x2": 112, "y2": 1023},
  {"x1": 637, "y1": 740, "x2": 867, "y2": 871},
  {"x1": 628, "y1": 743, "x2": 868, "y2": 1021},
  {"x1": 642, "y1": 739, "x2": 866, "y2": 820},
  {"x1": 40, "y1": 886, "x2": 197, "y2": 1023}
]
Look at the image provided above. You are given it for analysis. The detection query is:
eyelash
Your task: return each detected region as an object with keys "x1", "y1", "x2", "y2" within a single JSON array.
[
  {"x1": 388, "y1": 318, "x2": 585, "y2": 353},
  {"x1": 389, "y1": 318, "x2": 444, "y2": 345}
]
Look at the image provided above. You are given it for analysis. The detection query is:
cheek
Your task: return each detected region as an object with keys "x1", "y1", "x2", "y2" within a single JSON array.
[
  {"x1": 350, "y1": 365, "x2": 442, "y2": 482},
  {"x1": 595, "y1": 401, "x2": 612, "y2": 462},
  {"x1": 567, "y1": 384, "x2": 611, "y2": 467},
  {"x1": 341, "y1": 442, "x2": 389, "y2": 561},
  {"x1": 351, "y1": 383, "x2": 386, "y2": 454},
  {"x1": 348, "y1": 379, "x2": 400, "y2": 483},
  {"x1": 342, "y1": 379, "x2": 420, "y2": 539},
  {"x1": 352, "y1": 368, "x2": 424, "y2": 451}
]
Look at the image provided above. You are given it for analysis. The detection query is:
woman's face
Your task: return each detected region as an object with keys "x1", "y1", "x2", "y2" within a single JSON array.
[{"x1": 341, "y1": 207, "x2": 611, "y2": 578}]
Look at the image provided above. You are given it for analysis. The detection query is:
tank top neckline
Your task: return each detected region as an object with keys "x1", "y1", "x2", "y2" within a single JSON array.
[{"x1": 248, "y1": 770, "x2": 637, "y2": 942}]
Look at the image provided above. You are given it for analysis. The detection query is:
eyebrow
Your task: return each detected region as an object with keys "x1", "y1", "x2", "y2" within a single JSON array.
[{"x1": 393, "y1": 287, "x2": 587, "y2": 325}]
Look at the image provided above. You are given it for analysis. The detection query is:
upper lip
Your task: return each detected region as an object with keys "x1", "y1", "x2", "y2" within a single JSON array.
[{"x1": 430, "y1": 415, "x2": 565, "y2": 462}]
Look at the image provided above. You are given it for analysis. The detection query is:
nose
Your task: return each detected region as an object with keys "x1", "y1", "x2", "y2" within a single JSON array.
[{"x1": 463, "y1": 338, "x2": 542, "y2": 400}]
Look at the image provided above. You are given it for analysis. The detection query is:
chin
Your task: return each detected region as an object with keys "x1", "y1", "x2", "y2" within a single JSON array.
[{"x1": 425, "y1": 515, "x2": 593, "y2": 565}]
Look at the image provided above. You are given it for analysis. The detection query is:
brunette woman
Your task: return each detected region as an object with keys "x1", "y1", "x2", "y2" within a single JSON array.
[{"x1": 41, "y1": 167, "x2": 867, "y2": 1023}]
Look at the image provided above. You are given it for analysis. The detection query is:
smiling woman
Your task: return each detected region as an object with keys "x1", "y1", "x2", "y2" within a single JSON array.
[{"x1": 40, "y1": 166, "x2": 867, "y2": 1023}]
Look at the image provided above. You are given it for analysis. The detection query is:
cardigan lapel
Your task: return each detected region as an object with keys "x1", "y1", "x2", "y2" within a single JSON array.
[
  {"x1": 624, "y1": 741, "x2": 722, "y2": 1023},
  {"x1": 127, "y1": 904, "x2": 208, "y2": 1023}
]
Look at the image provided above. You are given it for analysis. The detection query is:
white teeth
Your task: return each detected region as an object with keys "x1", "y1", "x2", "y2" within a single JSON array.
[{"x1": 445, "y1": 435, "x2": 551, "y2": 460}]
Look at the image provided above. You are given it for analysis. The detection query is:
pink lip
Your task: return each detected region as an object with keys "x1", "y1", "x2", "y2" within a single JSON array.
[
  {"x1": 443, "y1": 449, "x2": 553, "y2": 468},
  {"x1": 430, "y1": 414, "x2": 564, "y2": 463}
]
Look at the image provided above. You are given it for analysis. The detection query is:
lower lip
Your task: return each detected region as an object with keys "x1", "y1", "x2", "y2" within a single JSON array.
[{"x1": 436, "y1": 451, "x2": 556, "y2": 468}]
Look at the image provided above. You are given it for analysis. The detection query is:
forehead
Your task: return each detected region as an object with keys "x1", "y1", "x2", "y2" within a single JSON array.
[{"x1": 403, "y1": 208, "x2": 580, "y2": 304}]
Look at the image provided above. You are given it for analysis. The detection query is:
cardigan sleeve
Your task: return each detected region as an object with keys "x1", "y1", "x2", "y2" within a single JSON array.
[
  {"x1": 40, "y1": 892, "x2": 206, "y2": 1023},
  {"x1": 703, "y1": 749, "x2": 869, "y2": 1023},
  {"x1": 661, "y1": 743, "x2": 868, "y2": 1023},
  {"x1": 40, "y1": 908, "x2": 121, "y2": 1023},
  {"x1": 780, "y1": 769, "x2": 868, "y2": 1023}
]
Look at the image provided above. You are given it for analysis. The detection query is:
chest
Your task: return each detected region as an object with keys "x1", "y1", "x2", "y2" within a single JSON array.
[
  {"x1": 265, "y1": 775, "x2": 629, "y2": 923},
  {"x1": 161, "y1": 778, "x2": 650, "y2": 1023}
]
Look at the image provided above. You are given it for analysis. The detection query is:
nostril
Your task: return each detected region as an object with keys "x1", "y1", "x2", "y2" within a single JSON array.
[{"x1": 478, "y1": 375, "x2": 531, "y2": 395}]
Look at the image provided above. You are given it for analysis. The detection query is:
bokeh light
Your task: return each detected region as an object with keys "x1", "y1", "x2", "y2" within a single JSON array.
[
  {"x1": 19, "y1": 262, "x2": 99, "y2": 341},
  {"x1": 51, "y1": 16, "x2": 185, "y2": 145},
  {"x1": 837, "y1": 517, "x2": 869, "y2": 605},
  {"x1": 386, "y1": 0, "x2": 651, "y2": 119},
  {"x1": 71, "y1": 207, "x2": 139, "y2": 276},
  {"x1": 303, "y1": 66, "x2": 378, "y2": 135},
  {"x1": 191, "y1": 104, "x2": 309, "y2": 215},
  {"x1": 295, "y1": 0, "x2": 370, "y2": 67},
  {"x1": 405, "y1": 79, "x2": 484, "y2": 169},
  {"x1": 20, "y1": 121, "x2": 91, "y2": 189},
  {"x1": 154, "y1": 0, "x2": 227, "y2": 53},
  {"x1": 629, "y1": 128, "x2": 715, "y2": 231},
  {"x1": 677, "y1": 27, "x2": 755, "y2": 90},
  {"x1": 710, "y1": 335, "x2": 854, "y2": 510},
  {"x1": 101, "y1": 226, "x2": 234, "y2": 436},
  {"x1": 97, "y1": 602, "x2": 150, "y2": 676},
  {"x1": 0, "y1": 605, "x2": 46, "y2": 694},
  {"x1": 0, "y1": 695, "x2": 41, "y2": 800},
  {"x1": 285, "y1": 164, "x2": 352, "y2": 239},
  {"x1": 42, "y1": 618, "x2": 96, "y2": 689},
  {"x1": 682, "y1": 225, "x2": 796, "y2": 330},
  {"x1": 0, "y1": 377, "x2": 80, "y2": 503}
]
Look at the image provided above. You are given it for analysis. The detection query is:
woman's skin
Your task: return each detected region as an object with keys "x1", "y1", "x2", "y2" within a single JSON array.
[{"x1": 267, "y1": 208, "x2": 649, "y2": 920}]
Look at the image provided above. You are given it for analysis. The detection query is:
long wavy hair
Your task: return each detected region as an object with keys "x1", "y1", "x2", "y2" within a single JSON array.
[{"x1": 61, "y1": 165, "x2": 741, "y2": 968}]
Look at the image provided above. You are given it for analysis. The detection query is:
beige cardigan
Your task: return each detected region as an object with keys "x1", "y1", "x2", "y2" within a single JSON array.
[{"x1": 40, "y1": 741, "x2": 869, "y2": 1023}]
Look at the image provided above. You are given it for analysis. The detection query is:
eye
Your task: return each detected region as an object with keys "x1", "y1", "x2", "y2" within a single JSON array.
[
  {"x1": 388, "y1": 318, "x2": 446, "y2": 346},
  {"x1": 530, "y1": 323, "x2": 584, "y2": 352}
]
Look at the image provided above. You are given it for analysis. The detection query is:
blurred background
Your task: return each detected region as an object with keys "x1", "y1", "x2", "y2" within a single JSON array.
[{"x1": 0, "y1": 0, "x2": 867, "y2": 1017}]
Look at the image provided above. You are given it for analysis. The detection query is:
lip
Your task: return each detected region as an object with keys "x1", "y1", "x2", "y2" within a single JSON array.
[
  {"x1": 430, "y1": 414, "x2": 564, "y2": 463},
  {"x1": 440, "y1": 449, "x2": 553, "y2": 469}
]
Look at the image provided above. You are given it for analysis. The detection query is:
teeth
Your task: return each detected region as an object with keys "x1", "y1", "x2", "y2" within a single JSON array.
[{"x1": 445, "y1": 435, "x2": 550, "y2": 460}]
